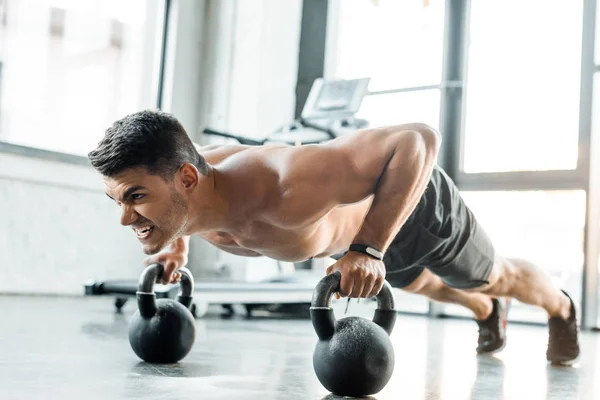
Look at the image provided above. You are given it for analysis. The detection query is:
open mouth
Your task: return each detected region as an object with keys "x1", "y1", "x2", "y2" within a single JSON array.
[{"x1": 133, "y1": 225, "x2": 155, "y2": 240}]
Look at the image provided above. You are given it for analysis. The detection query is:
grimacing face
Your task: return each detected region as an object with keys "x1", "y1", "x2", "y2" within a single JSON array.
[{"x1": 104, "y1": 167, "x2": 189, "y2": 255}]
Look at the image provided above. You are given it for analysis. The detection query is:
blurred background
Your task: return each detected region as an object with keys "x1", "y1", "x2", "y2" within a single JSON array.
[{"x1": 0, "y1": 0, "x2": 598, "y2": 328}]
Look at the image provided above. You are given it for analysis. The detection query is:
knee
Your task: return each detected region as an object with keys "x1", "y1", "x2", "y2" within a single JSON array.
[
  {"x1": 403, "y1": 279, "x2": 428, "y2": 295},
  {"x1": 479, "y1": 257, "x2": 518, "y2": 295}
]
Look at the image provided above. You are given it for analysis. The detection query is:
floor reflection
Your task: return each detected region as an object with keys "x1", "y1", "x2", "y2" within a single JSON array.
[{"x1": 0, "y1": 297, "x2": 598, "y2": 400}]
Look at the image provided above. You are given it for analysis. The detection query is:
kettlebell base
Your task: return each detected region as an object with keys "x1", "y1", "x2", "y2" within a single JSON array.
[
  {"x1": 129, "y1": 299, "x2": 196, "y2": 364},
  {"x1": 313, "y1": 316, "x2": 395, "y2": 397}
]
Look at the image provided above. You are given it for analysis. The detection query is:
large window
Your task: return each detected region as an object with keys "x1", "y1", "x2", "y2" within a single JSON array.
[
  {"x1": 462, "y1": 0, "x2": 584, "y2": 173},
  {"x1": 356, "y1": 89, "x2": 441, "y2": 130},
  {"x1": 328, "y1": 0, "x2": 446, "y2": 131},
  {"x1": 0, "y1": 0, "x2": 165, "y2": 156},
  {"x1": 330, "y1": 0, "x2": 445, "y2": 91}
]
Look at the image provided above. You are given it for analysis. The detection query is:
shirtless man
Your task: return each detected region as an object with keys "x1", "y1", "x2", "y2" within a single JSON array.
[{"x1": 89, "y1": 110, "x2": 579, "y2": 365}]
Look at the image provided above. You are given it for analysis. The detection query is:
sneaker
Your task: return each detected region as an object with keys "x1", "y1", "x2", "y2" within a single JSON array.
[
  {"x1": 476, "y1": 297, "x2": 511, "y2": 354},
  {"x1": 547, "y1": 290, "x2": 580, "y2": 365}
]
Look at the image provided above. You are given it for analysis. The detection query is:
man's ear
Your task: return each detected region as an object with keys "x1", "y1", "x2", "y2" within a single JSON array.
[{"x1": 178, "y1": 163, "x2": 200, "y2": 190}]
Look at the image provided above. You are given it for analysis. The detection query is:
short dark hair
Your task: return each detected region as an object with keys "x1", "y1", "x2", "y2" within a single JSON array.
[{"x1": 88, "y1": 110, "x2": 207, "y2": 178}]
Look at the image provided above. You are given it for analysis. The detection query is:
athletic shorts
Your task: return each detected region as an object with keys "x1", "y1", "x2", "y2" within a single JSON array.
[{"x1": 335, "y1": 165, "x2": 496, "y2": 290}]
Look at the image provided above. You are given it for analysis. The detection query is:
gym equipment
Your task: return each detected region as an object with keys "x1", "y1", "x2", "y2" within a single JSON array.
[
  {"x1": 85, "y1": 279, "x2": 181, "y2": 313},
  {"x1": 310, "y1": 272, "x2": 396, "y2": 397},
  {"x1": 202, "y1": 77, "x2": 370, "y2": 146},
  {"x1": 84, "y1": 77, "x2": 371, "y2": 318},
  {"x1": 129, "y1": 264, "x2": 196, "y2": 363},
  {"x1": 86, "y1": 273, "x2": 320, "y2": 318},
  {"x1": 302, "y1": 77, "x2": 370, "y2": 120}
]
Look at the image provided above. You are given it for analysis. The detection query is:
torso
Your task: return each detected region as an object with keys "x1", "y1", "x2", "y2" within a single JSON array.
[
  {"x1": 195, "y1": 144, "x2": 373, "y2": 262},
  {"x1": 200, "y1": 200, "x2": 372, "y2": 261}
]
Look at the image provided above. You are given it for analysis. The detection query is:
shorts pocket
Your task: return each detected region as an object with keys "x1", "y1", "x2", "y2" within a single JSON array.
[
  {"x1": 429, "y1": 233, "x2": 495, "y2": 289},
  {"x1": 411, "y1": 225, "x2": 451, "y2": 266}
]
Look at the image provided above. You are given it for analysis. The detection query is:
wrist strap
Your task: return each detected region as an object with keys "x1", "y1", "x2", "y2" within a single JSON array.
[{"x1": 348, "y1": 244, "x2": 384, "y2": 260}]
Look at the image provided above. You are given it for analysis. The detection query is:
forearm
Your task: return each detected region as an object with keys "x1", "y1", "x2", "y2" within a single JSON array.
[
  {"x1": 144, "y1": 236, "x2": 191, "y2": 282},
  {"x1": 163, "y1": 235, "x2": 190, "y2": 257},
  {"x1": 353, "y1": 128, "x2": 440, "y2": 253}
]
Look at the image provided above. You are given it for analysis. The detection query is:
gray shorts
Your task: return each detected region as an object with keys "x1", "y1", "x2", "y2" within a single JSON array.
[
  {"x1": 384, "y1": 166, "x2": 495, "y2": 289},
  {"x1": 336, "y1": 166, "x2": 495, "y2": 290}
]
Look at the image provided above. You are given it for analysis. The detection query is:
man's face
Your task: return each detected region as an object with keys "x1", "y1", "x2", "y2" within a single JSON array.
[{"x1": 104, "y1": 168, "x2": 188, "y2": 255}]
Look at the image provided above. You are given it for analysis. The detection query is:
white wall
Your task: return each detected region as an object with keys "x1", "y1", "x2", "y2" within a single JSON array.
[{"x1": 0, "y1": 152, "x2": 146, "y2": 294}]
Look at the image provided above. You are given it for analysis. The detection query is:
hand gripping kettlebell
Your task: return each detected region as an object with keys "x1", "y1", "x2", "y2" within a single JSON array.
[
  {"x1": 310, "y1": 272, "x2": 397, "y2": 397},
  {"x1": 128, "y1": 264, "x2": 196, "y2": 363}
]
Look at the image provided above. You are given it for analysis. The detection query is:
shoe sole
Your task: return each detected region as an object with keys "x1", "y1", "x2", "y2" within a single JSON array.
[
  {"x1": 477, "y1": 340, "x2": 506, "y2": 355},
  {"x1": 548, "y1": 350, "x2": 581, "y2": 366},
  {"x1": 549, "y1": 355, "x2": 580, "y2": 366}
]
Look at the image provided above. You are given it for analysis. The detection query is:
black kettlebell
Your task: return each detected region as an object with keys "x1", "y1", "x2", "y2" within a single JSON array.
[
  {"x1": 310, "y1": 272, "x2": 396, "y2": 397},
  {"x1": 128, "y1": 264, "x2": 196, "y2": 363}
]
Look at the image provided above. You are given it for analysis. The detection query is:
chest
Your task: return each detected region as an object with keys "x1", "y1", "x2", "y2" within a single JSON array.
[{"x1": 204, "y1": 219, "x2": 320, "y2": 248}]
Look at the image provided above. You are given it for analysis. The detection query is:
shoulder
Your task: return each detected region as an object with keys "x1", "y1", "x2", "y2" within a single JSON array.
[{"x1": 194, "y1": 143, "x2": 251, "y2": 165}]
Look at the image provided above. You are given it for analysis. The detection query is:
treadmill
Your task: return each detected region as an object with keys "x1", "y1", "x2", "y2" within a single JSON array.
[{"x1": 83, "y1": 77, "x2": 371, "y2": 318}]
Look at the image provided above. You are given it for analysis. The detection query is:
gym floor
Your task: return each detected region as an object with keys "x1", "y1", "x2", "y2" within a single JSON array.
[{"x1": 2, "y1": 296, "x2": 599, "y2": 400}]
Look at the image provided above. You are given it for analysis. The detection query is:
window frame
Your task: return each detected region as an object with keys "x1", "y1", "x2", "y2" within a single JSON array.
[{"x1": 0, "y1": 0, "x2": 171, "y2": 165}]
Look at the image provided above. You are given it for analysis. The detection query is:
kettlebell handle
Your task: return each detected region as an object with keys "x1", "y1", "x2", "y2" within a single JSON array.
[
  {"x1": 310, "y1": 272, "x2": 397, "y2": 340},
  {"x1": 138, "y1": 263, "x2": 195, "y2": 296},
  {"x1": 136, "y1": 264, "x2": 195, "y2": 318}
]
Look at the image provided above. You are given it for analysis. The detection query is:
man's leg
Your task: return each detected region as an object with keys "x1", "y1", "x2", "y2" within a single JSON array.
[
  {"x1": 466, "y1": 256, "x2": 579, "y2": 364},
  {"x1": 467, "y1": 256, "x2": 571, "y2": 319},
  {"x1": 402, "y1": 269, "x2": 510, "y2": 354},
  {"x1": 402, "y1": 268, "x2": 493, "y2": 320}
]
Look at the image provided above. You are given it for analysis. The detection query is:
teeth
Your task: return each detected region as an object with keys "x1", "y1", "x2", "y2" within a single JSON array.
[{"x1": 134, "y1": 226, "x2": 153, "y2": 238}]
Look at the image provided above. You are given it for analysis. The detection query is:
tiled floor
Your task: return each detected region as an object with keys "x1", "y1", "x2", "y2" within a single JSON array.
[{"x1": 1, "y1": 295, "x2": 599, "y2": 400}]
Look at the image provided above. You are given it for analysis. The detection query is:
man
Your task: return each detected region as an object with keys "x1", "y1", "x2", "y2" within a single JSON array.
[{"x1": 89, "y1": 110, "x2": 579, "y2": 364}]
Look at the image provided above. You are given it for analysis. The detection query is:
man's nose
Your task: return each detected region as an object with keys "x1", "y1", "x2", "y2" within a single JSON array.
[{"x1": 119, "y1": 204, "x2": 137, "y2": 226}]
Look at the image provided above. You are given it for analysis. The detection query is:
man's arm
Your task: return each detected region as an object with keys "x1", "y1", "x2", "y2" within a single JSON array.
[
  {"x1": 285, "y1": 123, "x2": 441, "y2": 297},
  {"x1": 288, "y1": 123, "x2": 440, "y2": 249},
  {"x1": 346, "y1": 124, "x2": 441, "y2": 252}
]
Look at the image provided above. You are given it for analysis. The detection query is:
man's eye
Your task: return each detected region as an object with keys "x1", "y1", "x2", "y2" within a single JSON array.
[{"x1": 131, "y1": 194, "x2": 145, "y2": 200}]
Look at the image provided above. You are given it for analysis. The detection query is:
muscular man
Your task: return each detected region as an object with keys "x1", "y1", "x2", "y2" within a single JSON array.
[{"x1": 89, "y1": 110, "x2": 579, "y2": 364}]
